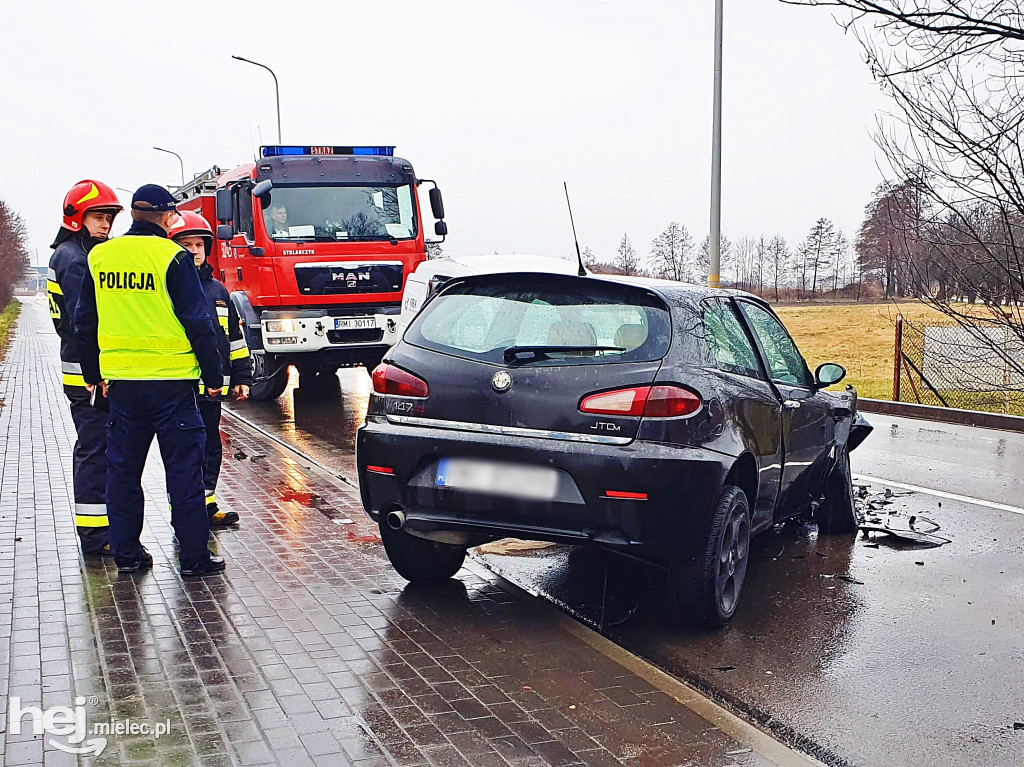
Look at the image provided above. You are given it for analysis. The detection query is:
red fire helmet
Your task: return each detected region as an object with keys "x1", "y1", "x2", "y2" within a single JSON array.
[
  {"x1": 169, "y1": 210, "x2": 214, "y2": 259},
  {"x1": 168, "y1": 210, "x2": 214, "y2": 241},
  {"x1": 61, "y1": 180, "x2": 123, "y2": 232}
]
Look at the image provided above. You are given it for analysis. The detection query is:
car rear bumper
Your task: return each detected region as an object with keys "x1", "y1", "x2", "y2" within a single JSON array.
[{"x1": 356, "y1": 417, "x2": 731, "y2": 553}]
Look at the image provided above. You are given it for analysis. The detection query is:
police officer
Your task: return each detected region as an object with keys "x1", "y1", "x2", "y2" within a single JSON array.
[
  {"x1": 48, "y1": 180, "x2": 123, "y2": 555},
  {"x1": 168, "y1": 211, "x2": 252, "y2": 525},
  {"x1": 74, "y1": 184, "x2": 226, "y2": 576}
]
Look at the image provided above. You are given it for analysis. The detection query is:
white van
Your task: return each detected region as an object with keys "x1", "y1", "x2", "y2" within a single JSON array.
[{"x1": 397, "y1": 254, "x2": 585, "y2": 340}]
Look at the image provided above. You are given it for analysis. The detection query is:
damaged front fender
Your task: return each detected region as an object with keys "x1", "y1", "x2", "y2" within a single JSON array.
[
  {"x1": 847, "y1": 411, "x2": 873, "y2": 452},
  {"x1": 826, "y1": 386, "x2": 873, "y2": 454}
]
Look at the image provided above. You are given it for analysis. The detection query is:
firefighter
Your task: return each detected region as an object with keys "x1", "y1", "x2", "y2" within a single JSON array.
[
  {"x1": 74, "y1": 184, "x2": 226, "y2": 576},
  {"x1": 48, "y1": 180, "x2": 123, "y2": 555},
  {"x1": 168, "y1": 211, "x2": 252, "y2": 525}
]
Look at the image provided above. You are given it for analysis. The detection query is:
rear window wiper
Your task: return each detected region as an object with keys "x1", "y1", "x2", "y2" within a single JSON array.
[{"x1": 503, "y1": 345, "x2": 624, "y2": 364}]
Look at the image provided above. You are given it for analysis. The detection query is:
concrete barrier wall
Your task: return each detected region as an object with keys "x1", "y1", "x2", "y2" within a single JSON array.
[{"x1": 858, "y1": 397, "x2": 1024, "y2": 433}]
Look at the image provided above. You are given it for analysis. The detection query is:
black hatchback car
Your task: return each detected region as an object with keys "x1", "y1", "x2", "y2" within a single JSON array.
[{"x1": 357, "y1": 273, "x2": 871, "y2": 626}]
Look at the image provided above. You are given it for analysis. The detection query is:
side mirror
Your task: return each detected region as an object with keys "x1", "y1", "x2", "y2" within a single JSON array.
[
  {"x1": 250, "y1": 247, "x2": 265, "y2": 257},
  {"x1": 252, "y1": 179, "x2": 273, "y2": 198},
  {"x1": 815, "y1": 362, "x2": 846, "y2": 388},
  {"x1": 216, "y1": 224, "x2": 234, "y2": 241},
  {"x1": 434, "y1": 220, "x2": 448, "y2": 237},
  {"x1": 215, "y1": 188, "x2": 232, "y2": 223},
  {"x1": 429, "y1": 187, "x2": 445, "y2": 220}
]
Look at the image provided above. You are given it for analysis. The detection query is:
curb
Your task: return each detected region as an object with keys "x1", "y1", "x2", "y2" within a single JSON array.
[{"x1": 858, "y1": 397, "x2": 1024, "y2": 433}]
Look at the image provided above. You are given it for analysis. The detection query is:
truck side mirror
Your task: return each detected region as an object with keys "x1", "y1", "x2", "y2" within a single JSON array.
[
  {"x1": 215, "y1": 188, "x2": 233, "y2": 223},
  {"x1": 434, "y1": 221, "x2": 448, "y2": 237},
  {"x1": 252, "y1": 179, "x2": 273, "y2": 198},
  {"x1": 429, "y1": 187, "x2": 445, "y2": 220},
  {"x1": 216, "y1": 224, "x2": 234, "y2": 241}
]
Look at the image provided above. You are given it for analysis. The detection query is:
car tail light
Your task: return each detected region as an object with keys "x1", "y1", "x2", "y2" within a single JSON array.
[
  {"x1": 371, "y1": 363, "x2": 429, "y2": 397},
  {"x1": 579, "y1": 385, "x2": 701, "y2": 418}
]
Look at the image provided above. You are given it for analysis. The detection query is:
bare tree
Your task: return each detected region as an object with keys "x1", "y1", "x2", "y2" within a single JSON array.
[
  {"x1": 754, "y1": 236, "x2": 771, "y2": 294},
  {"x1": 766, "y1": 234, "x2": 791, "y2": 302},
  {"x1": 0, "y1": 199, "x2": 30, "y2": 308},
  {"x1": 786, "y1": 0, "x2": 1024, "y2": 384},
  {"x1": 614, "y1": 233, "x2": 641, "y2": 276},
  {"x1": 425, "y1": 242, "x2": 446, "y2": 259},
  {"x1": 650, "y1": 223, "x2": 695, "y2": 282},
  {"x1": 732, "y1": 236, "x2": 758, "y2": 290},
  {"x1": 696, "y1": 233, "x2": 732, "y2": 284}
]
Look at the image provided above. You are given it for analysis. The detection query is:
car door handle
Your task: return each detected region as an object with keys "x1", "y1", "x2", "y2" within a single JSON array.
[{"x1": 783, "y1": 399, "x2": 801, "y2": 409}]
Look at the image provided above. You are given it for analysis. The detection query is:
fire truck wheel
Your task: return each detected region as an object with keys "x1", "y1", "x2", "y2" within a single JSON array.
[{"x1": 249, "y1": 365, "x2": 290, "y2": 401}]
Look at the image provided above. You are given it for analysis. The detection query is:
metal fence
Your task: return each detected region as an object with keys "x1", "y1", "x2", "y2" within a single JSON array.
[{"x1": 893, "y1": 315, "x2": 1024, "y2": 415}]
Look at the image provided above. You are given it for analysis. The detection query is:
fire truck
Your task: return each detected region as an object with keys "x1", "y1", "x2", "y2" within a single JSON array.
[{"x1": 176, "y1": 145, "x2": 447, "y2": 400}]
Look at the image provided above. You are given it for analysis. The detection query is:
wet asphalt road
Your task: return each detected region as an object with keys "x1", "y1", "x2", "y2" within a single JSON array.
[{"x1": 228, "y1": 370, "x2": 1024, "y2": 767}]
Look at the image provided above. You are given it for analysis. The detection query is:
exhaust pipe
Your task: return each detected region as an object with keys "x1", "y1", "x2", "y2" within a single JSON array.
[{"x1": 385, "y1": 510, "x2": 406, "y2": 531}]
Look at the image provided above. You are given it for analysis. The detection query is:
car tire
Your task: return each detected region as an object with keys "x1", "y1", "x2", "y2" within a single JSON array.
[
  {"x1": 669, "y1": 485, "x2": 751, "y2": 629},
  {"x1": 815, "y1": 450, "x2": 859, "y2": 535},
  {"x1": 379, "y1": 521, "x2": 467, "y2": 582}
]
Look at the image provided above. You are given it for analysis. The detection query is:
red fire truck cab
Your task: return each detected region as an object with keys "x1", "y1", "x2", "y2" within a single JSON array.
[{"x1": 177, "y1": 145, "x2": 446, "y2": 399}]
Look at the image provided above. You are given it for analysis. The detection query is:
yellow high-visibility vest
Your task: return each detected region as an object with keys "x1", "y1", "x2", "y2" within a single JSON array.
[{"x1": 88, "y1": 236, "x2": 201, "y2": 380}]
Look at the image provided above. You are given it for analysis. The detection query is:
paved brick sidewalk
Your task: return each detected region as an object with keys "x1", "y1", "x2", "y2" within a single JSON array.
[{"x1": 0, "y1": 299, "x2": 789, "y2": 767}]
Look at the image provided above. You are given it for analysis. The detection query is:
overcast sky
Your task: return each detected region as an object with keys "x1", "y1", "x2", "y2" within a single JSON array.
[{"x1": 3, "y1": 0, "x2": 888, "y2": 267}]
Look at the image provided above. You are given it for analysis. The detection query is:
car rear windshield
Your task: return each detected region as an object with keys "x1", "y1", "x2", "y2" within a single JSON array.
[{"x1": 405, "y1": 275, "x2": 672, "y2": 366}]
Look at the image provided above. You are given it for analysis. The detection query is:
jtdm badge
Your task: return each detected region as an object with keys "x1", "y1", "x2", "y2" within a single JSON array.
[{"x1": 491, "y1": 370, "x2": 512, "y2": 393}]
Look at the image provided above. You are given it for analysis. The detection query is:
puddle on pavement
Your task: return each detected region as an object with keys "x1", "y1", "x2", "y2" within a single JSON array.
[{"x1": 269, "y1": 478, "x2": 381, "y2": 544}]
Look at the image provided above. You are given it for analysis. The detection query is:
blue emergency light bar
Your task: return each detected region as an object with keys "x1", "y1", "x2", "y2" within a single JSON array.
[{"x1": 260, "y1": 145, "x2": 395, "y2": 158}]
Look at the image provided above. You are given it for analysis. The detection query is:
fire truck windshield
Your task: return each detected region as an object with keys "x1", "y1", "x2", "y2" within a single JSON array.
[{"x1": 261, "y1": 184, "x2": 418, "y2": 242}]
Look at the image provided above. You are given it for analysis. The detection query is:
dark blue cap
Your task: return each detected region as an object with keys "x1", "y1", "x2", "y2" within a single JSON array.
[{"x1": 131, "y1": 184, "x2": 178, "y2": 212}]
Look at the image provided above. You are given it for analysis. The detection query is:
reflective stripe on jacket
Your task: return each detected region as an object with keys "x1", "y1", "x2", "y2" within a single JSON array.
[
  {"x1": 197, "y1": 262, "x2": 252, "y2": 395},
  {"x1": 48, "y1": 233, "x2": 100, "y2": 388}
]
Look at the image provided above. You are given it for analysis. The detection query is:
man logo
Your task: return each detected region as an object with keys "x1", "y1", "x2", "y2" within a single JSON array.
[{"x1": 491, "y1": 370, "x2": 512, "y2": 393}]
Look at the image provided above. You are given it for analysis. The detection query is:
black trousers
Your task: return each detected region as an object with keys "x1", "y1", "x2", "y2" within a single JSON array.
[
  {"x1": 106, "y1": 381, "x2": 211, "y2": 571},
  {"x1": 66, "y1": 386, "x2": 109, "y2": 553},
  {"x1": 198, "y1": 399, "x2": 223, "y2": 499}
]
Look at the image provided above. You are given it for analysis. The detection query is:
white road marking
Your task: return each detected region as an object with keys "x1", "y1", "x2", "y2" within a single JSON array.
[{"x1": 854, "y1": 474, "x2": 1024, "y2": 516}]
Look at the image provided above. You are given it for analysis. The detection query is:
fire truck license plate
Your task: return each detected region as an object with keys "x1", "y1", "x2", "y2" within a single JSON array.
[{"x1": 335, "y1": 318, "x2": 377, "y2": 331}]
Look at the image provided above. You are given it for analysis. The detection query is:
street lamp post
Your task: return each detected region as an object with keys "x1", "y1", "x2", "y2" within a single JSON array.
[
  {"x1": 232, "y1": 55, "x2": 281, "y2": 144},
  {"x1": 708, "y1": 0, "x2": 724, "y2": 289},
  {"x1": 153, "y1": 147, "x2": 185, "y2": 187}
]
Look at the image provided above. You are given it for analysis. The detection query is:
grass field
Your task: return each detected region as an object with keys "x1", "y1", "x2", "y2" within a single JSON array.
[
  {"x1": 0, "y1": 300, "x2": 20, "y2": 362},
  {"x1": 773, "y1": 300, "x2": 951, "y2": 400}
]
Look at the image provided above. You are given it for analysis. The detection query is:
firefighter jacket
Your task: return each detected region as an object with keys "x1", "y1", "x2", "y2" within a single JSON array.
[
  {"x1": 48, "y1": 232, "x2": 103, "y2": 388},
  {"x1": 197, "y1": 261, "x2": 252, "y2": 393},
  {"x1": 74, "y1": 220, "x2": 223, "y2": 388}
]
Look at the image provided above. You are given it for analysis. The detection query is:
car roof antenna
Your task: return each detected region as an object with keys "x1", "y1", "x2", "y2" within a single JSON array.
[{"x1": 563, "y1": 181, "x2": 587, "y2": 277}]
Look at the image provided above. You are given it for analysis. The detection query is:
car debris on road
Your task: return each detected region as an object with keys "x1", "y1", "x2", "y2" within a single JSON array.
[{"x1": 855, "y1": 485, "x2": 952, "y2": 547}]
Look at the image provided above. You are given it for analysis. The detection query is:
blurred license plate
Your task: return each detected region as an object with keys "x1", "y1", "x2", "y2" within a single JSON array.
[
  {"x1": 335, "y1": 317, "x2": 376, "y2": 330},
  {"x1": 436, "y1": 459, "x2": 558, "y2": 501}
]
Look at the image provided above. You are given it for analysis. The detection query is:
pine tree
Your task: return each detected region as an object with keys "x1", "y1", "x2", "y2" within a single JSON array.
[
  {"x1": 798, "y1": 218, "x2": 842, "y2": 297},
  {"x1": 614, "y1": 234, "x2": 640, "y2": 276}
]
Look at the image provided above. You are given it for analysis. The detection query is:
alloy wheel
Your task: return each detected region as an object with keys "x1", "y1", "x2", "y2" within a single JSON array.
[{"x1": 716, "y1": 501, "x2": 750, "y2": 615}]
